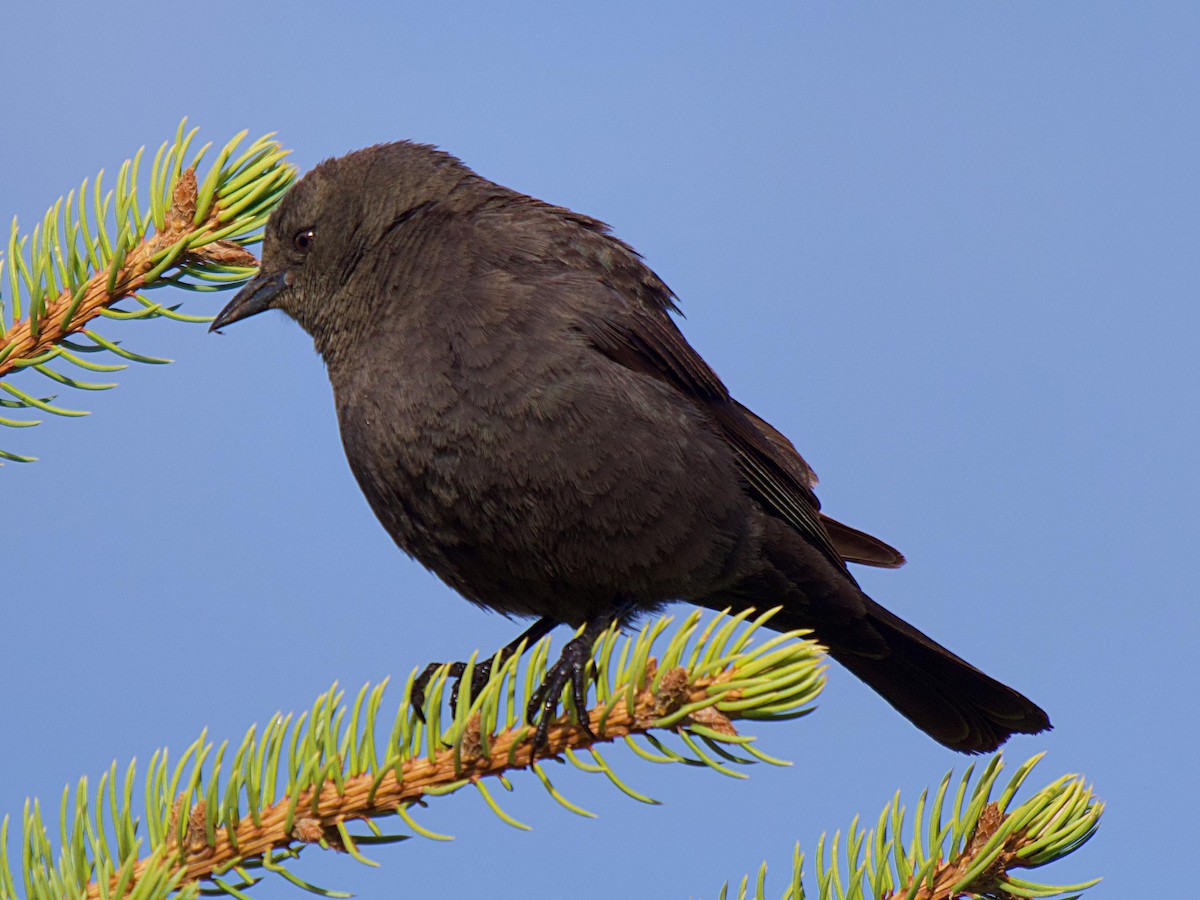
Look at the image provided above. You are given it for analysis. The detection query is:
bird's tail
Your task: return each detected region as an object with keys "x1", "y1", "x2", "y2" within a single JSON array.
[{"x1": 767, "y1": 598, "x2": 1052, "y2": 754}]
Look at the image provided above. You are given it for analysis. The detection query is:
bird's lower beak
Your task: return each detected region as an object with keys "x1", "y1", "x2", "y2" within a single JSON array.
[{"x1": 210, "y1": 270, "x2": 289, "y2": 332}]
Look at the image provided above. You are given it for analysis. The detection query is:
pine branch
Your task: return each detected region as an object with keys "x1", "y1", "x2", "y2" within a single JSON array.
[
  {"x1": 717, "y1": 754, "x2": 1102, "y2": 900},
  {"x1": 9, "y1": 609, "x2": 824, "y2": 899},
  {"x1": 0, "y1": 121, "x2": 295, "y2": 463},
  {"x1": 2, "y1": 609, "x2": 1102, "y2": 900}
]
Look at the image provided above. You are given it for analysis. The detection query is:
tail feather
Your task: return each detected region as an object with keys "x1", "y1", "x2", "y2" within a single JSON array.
[
  {"x1": 702, "y1": 512, "x2": 1051, "y2": 753},
  {"x1": 773, "y1": 600, "x2": 1051, "y2": 754}
]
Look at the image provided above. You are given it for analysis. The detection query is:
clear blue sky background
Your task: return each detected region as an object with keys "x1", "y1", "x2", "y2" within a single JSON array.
[{"x1": 2, "y1": 4, "x2": 1196, "y2": 897}]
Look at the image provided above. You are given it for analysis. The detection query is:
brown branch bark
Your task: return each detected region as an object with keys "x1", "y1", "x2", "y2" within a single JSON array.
[
  {"x1": 87, "y1": 664, "x2": 738, "y2": 899},
  {"x1": 0, "y1": 171, "x2": 256, "y2": 379}
]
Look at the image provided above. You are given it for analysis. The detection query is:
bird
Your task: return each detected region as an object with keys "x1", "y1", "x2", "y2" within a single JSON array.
[{"x1": 211, "y1": 141, "x2": 1051, "y2": 753}]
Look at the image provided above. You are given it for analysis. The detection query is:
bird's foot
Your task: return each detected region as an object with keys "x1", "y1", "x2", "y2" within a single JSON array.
[
  {"x1": 526, "y1": 625, "x2": 604, "y2": 748},
  {"x1": 410, "y1": 617, "x2": 557, "y2": 725},
  {"x1": 411, "y1": 657, "x2": 495, "y2": 723}
]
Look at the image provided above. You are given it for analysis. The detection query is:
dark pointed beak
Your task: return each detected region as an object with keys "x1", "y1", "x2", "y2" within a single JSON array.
[{"x1": 210, "y1": 270, "x2": 289, "y2": 333}]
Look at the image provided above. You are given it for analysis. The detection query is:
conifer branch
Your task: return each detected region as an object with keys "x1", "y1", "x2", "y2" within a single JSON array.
[
  {"x1": 106, "y1": 654, "x2": 790, "y2": 895},
  {"x1": 0, "y1": 122, "x2": 295, "y2": 463},
  {"x1": 9, "y1": 609, "x2": 825, "y2": 899},
  {"x1": 718, "y1": 754, "x2": 1101, "y2": 900},
  {"x1": 2, "y1": 609, "x2": 1101, "y2": 900},
  {"x1": 0, "y1": 170, "x2": 244, "y2": 381}
]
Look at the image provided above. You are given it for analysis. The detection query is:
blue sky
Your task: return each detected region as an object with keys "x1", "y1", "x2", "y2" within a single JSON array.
[{"x1": 2, "y1": 3, "x2": 1196, "y2": 896}]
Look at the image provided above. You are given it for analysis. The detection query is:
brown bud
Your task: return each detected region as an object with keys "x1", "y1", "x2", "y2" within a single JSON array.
[
  {"x1": 292, "y1": 817, "x2": 326, "y2": 844},
  {"x1": 653, "y1": 667, "x2": 691, "y2": 718},
  {"x1": 186, "y1": 800, "x2": 209, "y2": 851},
  {"x1": 164, "y1": 169, "x2": 199, "y2": 234},
  {"x1": 459, "y1": 712, "x2": 484, "y2": 760}
]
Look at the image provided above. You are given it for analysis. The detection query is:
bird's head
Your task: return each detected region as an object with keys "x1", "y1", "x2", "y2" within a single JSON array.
[{"x1": 210, "y1": 141, "x2": 472, "y2": 355}]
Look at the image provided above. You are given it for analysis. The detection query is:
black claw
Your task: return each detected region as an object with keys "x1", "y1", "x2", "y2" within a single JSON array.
[
  {"x1": 526, "y1": 628, "x2": 599, "y2": 747},
  {"x1": 412, "y1": 661, "x2": 461, "y2": 723},
  {"x1": 411, "y1": 617, "x2": 559, "y2": 726},
  {"x1": 411, "y1": 658, "x2": 497, "y2": 723},
  {"x1": 451, "y1": 656, "x2": 497, "y2": 712}
]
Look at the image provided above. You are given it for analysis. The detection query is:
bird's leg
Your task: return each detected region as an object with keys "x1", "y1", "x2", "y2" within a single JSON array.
[
  {"x1": 526, "y1": 599, "x2": 637, "y2": 747},
  {"x1": 411, "y1": 617, "x2": 558, "y2": 723}
]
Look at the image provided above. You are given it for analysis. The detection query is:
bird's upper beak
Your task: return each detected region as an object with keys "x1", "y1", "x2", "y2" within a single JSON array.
[{"x1": 210, "y1": 270, "x2": 289, "y2": 332}]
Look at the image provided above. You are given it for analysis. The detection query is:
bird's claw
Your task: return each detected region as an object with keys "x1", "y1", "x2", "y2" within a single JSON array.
[
  {"x1": 526, "y1": 629, "x2": 597, "y2": 747},
  {"x1": 411, "y1": 657, "x2": 496, "y2": 724},
  {"x1": 409, "y1": 617, "x2": 559, "y2": 728}
]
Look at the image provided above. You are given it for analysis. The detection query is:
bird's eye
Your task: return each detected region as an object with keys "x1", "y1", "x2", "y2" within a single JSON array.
[{"x1": 293, "y1": 228, "x2": 315, "y2": 253}]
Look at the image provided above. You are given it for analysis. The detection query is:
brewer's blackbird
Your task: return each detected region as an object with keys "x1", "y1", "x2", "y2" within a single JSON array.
[{"x1": 212, "y1": 142, "x2": 1051, "y2": 753}]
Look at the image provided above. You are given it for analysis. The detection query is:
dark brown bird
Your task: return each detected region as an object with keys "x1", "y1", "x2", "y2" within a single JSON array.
[{"x1": 212, "y1": 142, "x2": 1050, "y2": 753}]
